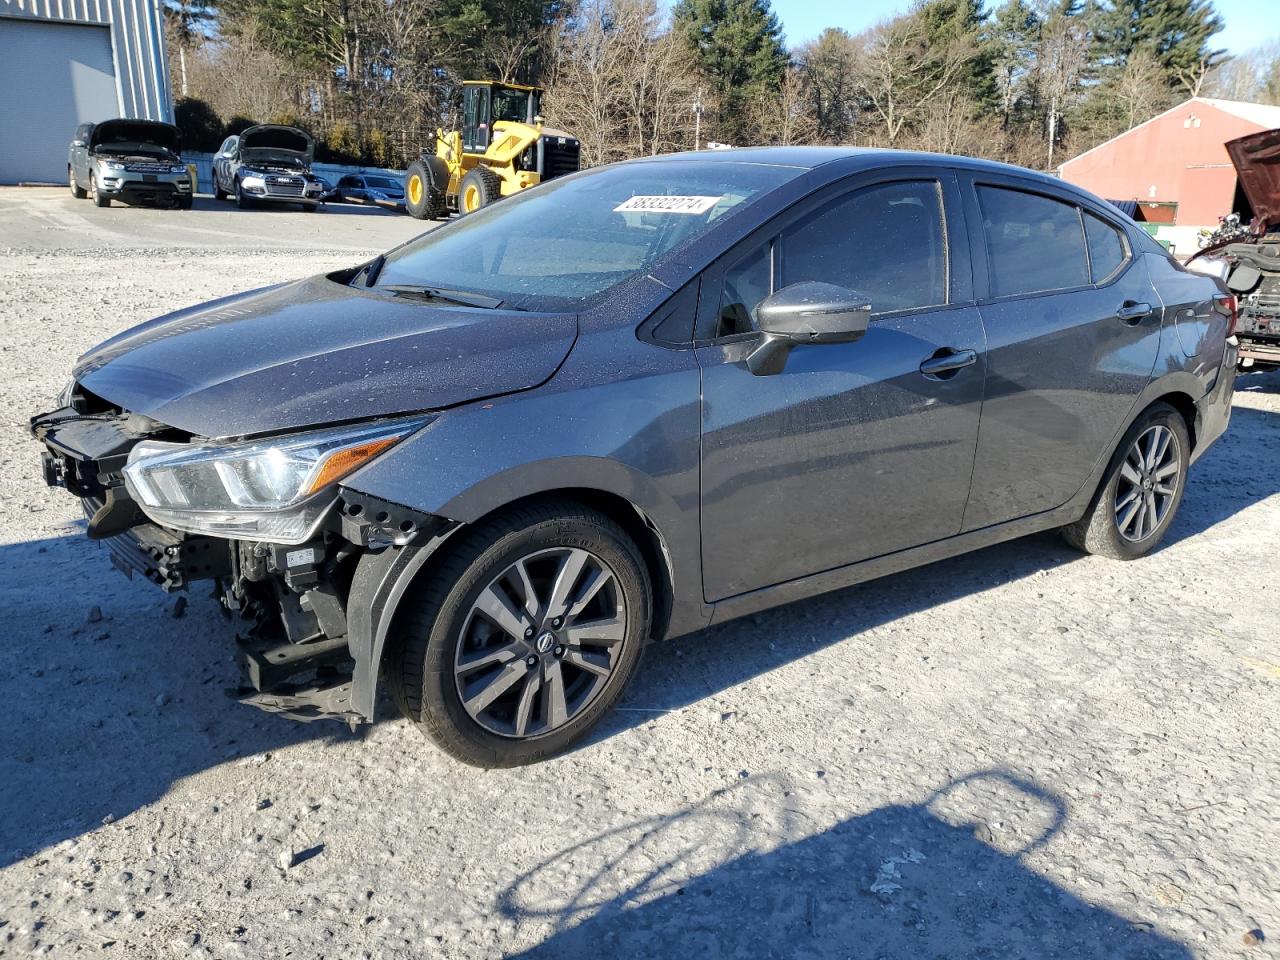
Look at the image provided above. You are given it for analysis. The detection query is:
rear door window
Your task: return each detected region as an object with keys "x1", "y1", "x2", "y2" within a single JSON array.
[
  {"x1": 977, "y1": 185, "x2": 1089, "y2": 297},
  {"x1": 1084, "y1": 212, "x2": 1129, "y2": 282},
  {"x1": 781, "y1": 180, "x2": 948, "y2": 315}
]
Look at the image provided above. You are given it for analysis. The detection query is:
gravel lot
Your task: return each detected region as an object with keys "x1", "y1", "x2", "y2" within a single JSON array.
[{"x1": 1, "y1": 186, "x2": 1277, "y2": 959}]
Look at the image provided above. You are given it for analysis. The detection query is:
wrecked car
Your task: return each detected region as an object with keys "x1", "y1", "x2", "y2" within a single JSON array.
[
  {"x1": 33, "y1": 149, "x2": 1237, "y2": 767},
  {"x1": 68, "y1": 119, "x2": 193, "y2": 209},
  {"x1": 212, "y1": 124, "x2": 325, "y2": 211},
  {"x1": 1193, "y1": 127, "x2": 1280, "y2": 370}
]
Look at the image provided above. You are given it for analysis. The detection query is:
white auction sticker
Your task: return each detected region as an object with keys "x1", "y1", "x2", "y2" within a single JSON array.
[{"x1": 613, "y1": 195, "x2": 723, "y2": 214}]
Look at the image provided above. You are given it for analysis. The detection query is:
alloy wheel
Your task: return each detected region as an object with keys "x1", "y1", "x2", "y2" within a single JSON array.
[
  {"x1": 454, "y1": 547, "x2": 626, "y2": 738},
  {"x1": 1114, "y1": 424, "x2": 1181, "y2": 542}
]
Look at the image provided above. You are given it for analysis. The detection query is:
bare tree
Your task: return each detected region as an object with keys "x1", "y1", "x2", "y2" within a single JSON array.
[
  {"x1": 748, "y1": 66, "x2": 819, "y2": 145},
  {"x1": 545, "y1": 0, "x2": 697, "y2": 165},
  {"x1": 856, "y1": 7, "x2": 979, "y2": 146}
]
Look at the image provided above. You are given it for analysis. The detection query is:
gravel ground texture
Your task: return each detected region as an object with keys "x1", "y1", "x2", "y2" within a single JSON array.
[{"x1": 0, "y1": 187, "x2": 1277, "y2": 960}]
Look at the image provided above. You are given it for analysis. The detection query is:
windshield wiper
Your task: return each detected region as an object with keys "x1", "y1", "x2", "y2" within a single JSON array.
[{"x1": 377, "y1": 284, "x2": 505, "y2": 309}]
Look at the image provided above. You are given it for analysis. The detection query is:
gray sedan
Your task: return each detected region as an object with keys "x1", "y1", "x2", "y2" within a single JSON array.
[{"x1": 32, "y1": 148, "x2": 1237, "y2": 766}]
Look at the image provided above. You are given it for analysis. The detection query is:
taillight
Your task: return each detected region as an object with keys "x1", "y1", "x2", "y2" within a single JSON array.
[{"x1": 1213, "y1": 293, "x2": 1239, "y2": 337}]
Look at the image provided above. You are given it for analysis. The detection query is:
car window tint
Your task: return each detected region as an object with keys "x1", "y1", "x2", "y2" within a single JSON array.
[
  {"x1": 1084, "y1": 212, "x2": 1128, "y2": 282},
  {"x1": 781, "y1": 180, "x2": 947, "y2": 315},
  {"x1": 718, "y1": 242, "x2": 772, "y2": 337},
  {"x1": 978, "y1": 185, "x2": 1089, "y2": 297}
]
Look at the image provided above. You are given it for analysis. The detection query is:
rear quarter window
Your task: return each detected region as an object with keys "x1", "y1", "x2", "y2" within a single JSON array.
[
  {"x1": 978, "y1": 185, "x2": 1089, "y2": 297},
  {"x1": 1084, "y1": 212, "x2": 1129, "y2": 282}
]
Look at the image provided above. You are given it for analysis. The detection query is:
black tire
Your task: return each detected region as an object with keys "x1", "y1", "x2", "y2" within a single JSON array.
[
  {"x1": 458, "y1": 166, "x2": 502, "y2": 215},
  {"x1": 388, "y1": 501, "x2": 652, "y2": 767},
  {"x1": 234, "y1": 178, "x2": 253, "y2": 210},
  {"x1": 90, "y1": 174, "x2": 109, "y2": 207},
  {"x1": 300, "y1": 202, "x2": 317, "y2": 212},
  {"x1": 69, "y1": 166, "x2": 87, "y2": 199},
  {"x1": 1061, "y1": 402, "x2": 1190, "y2": 559},
  {"x1": 175, "y1": 195, "x2": 193, "y2": 210},
  {"x1": 405, "y1": 159, "x2": 447, "y2": 220}
]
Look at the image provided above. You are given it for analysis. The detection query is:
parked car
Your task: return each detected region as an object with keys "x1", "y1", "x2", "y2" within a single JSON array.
[
  {"x1": 32, "y1": 148, "x2": 1237, "y2": 767},
  {"x1": 1190, "y1": 127, "x2": 1280, "y2": 370},
  {"x1": 68, "y1": 119, "x2": 192, "y2": 209},
  {"x1": 211, "y1": 124, "x2": 325, "y2": 210},
  {"x1": 335, "y1": 173, "x2": 406, "y2": 208}
]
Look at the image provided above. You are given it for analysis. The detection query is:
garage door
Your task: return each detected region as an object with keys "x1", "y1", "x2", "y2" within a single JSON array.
[{"x1": 0, "y1": 19, "x2": 119, "y2": 184}]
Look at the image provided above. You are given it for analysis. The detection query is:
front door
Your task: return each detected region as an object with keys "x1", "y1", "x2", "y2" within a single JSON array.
[
  {"x1": 697, "y1": 176, "x2": 987, "y2": 602},
  {"x1": 958, "y1": 177, "x2": 1161, "y2": 530}
]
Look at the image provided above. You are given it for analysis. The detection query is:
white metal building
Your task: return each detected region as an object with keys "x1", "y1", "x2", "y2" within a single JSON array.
[{"x1": 0, "y1": 0, "x2": 172, "y2": 184}]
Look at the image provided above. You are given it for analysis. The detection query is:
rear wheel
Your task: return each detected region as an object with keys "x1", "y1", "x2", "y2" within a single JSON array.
[
  {"x1": 1062, "y1": 402, "x2": 1190, "y2": 559},
  {"x1": 68, "y1": 166, "x2": 87, "y2": 199},
  {"x1": 213, "y1": 174, "x2": 227, "y2": 201},
  {"x1": 388, "y1": 501, "x2": 651, "y2": 767},
  {"x1": 458, "y1": 166, "x2": 502, "y2": 215},
  {"x1": 405, "y1": 159, "x2": 447, "y2": 220}
]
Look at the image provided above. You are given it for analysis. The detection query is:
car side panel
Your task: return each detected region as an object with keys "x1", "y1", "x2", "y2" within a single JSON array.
[
  {"x1": 959, "y1": 175, "x2": 1164, "y2": 530},
  {"x1": 342, "y1": 319, "x2": 712, "y2": 639}
]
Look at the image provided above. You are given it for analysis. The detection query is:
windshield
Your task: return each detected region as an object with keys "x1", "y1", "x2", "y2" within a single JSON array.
[
  {"x1": 493, "y1": 88, "x2": 533, "y2": 123},
  {"x1": 366, "y1": 176, "x2": 400, "y2": 190},
  {"x1": 373, "y1": 160, "x2": 798, "y2": 310}
]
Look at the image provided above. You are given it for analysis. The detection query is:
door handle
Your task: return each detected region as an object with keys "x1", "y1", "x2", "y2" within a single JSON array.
[
  {"x1": 919, "y1": 348, "x2": 978, "y2": 379},
  {"x1": 1116, "y1": 301, "x2": 1153, "y2": 324}
]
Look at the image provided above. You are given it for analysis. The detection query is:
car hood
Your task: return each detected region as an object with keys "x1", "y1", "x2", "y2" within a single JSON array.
[
  {"x1": 72, "y1": 275, "x2": 577, "y2": 439},
  {"x1": 91, "y1": 119, "x2": 182, "y2": 155},
  {"x1": 240, "y1": 124, "x2": 315, "y2": 167},
  {"x1": 1226, "y1": 127, "x2": 1280, "y2": 232}
]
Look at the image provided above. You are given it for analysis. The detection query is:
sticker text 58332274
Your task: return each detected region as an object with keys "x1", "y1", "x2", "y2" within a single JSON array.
[{"x1": 613, "y1": 195, "x2": 723, "y2": 215}]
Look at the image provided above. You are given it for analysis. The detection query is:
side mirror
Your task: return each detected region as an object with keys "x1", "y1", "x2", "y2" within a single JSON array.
[
  {"x1": 72, "y1": 139, "x2": 87, "y2": 148},
  {"x1": 747, "y1": 281, "x2": 872, "y2": 376}
]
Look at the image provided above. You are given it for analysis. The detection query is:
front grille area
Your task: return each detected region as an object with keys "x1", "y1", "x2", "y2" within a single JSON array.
[
  {"x1": 266, "y1": 176, "x2": 305, "y2": 197},
  {"x1": 541, "y1": 137, "x2": 580, "y2": 180},
  {"x1": 124, "y1": 161, "x2": 172, "y2": 174}
]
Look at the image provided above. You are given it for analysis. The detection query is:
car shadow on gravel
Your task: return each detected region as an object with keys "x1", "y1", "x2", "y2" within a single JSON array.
[
  {"x1": 500, "y1": 769, "x2": 1192, "y2": 959},
  {"x1": 0, "y1": 533, "x2": 373, "y2": 869}
]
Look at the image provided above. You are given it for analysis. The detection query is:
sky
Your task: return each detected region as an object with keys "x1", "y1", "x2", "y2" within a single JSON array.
[{"x1": 767, "y1": 0, "x2": 1280, "y2": 55}]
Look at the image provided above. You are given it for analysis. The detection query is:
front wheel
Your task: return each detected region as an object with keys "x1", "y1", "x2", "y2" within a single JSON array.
[
  {"x1": 1062, "y1": 402, "x2": 1190, "y2": 559},
  {"x1": 234, "y1": 178, "x2": 253, "y2": 209},
  {"x1": 90, "y1": 173, "x2": 109, "y2": 207},
  {"x1": 458, "y1": 166, "x2": 502, "y2": 214},
  {"x1": 388, "y1": 502, "x2": 652, "y2": 767}
]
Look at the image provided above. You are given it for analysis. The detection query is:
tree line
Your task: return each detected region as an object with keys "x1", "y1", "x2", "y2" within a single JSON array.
[{"x1": 165, "y1": 0, "x2": 1279, "y2": 170}]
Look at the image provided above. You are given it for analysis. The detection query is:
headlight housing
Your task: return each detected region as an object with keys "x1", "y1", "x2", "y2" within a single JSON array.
[
  {"x1": 100, "y1": 160, "x2": 126, "y2": 172},
  {"x1": 170, "y1": 164, "x2": 187, "y2": 174},
  {"x1": 123, "y1": 417, "x2": 430, "y2": 543}
]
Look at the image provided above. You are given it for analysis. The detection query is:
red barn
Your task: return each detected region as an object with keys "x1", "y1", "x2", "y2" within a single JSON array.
[{"x1": 1059, "y1": 97, "x2": 1280, "y2": 253}]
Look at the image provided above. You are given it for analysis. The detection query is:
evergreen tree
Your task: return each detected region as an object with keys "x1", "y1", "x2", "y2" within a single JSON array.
[
  {"x1": 1091, "y1": 0, "x2": 1224, "y2": 84},
  {"x1": 672, "y1": 0, "x2": 790, "y2": 144}
]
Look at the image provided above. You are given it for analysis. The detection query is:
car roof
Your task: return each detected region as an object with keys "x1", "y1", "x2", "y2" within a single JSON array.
[{"x1": 627, "y1": 146, "x2": 1106, "y2": 213}]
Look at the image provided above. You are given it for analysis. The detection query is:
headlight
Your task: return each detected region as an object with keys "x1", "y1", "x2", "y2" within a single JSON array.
[
  {"x1": 170, "y1": 164, "x2": 187, "y2": 174},
  {"x1": 101, "y1": 160, "x2": 126, "y2": 172},
  {"x1": 123, "y1": 417, "x2": 430, "y2": 543},
  {"x1": 241, "y1": 174, "x2": 265, "y2": 188}
]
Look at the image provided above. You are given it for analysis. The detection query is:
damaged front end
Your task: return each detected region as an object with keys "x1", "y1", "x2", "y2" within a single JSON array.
[{"x1": 32, "y1": 386, "x2": 451, "y2": 724}]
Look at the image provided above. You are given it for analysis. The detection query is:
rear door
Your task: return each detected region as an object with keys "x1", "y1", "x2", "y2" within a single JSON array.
[
  {"x1": 959, "y1": 175, "x2": 1161, "y2": 530},
  {"x1": 696, "y1": 170, "x2": 988, "y2": 602}
]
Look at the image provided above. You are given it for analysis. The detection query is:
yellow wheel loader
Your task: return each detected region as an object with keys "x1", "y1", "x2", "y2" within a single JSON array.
[{"x1": 404, "y1": 80, "x2": 581, "y2": 220}]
